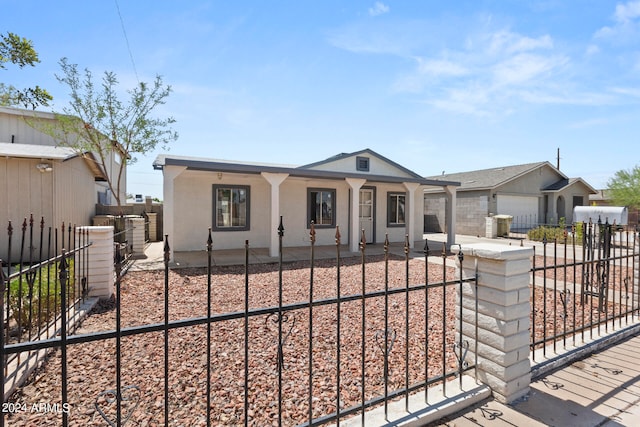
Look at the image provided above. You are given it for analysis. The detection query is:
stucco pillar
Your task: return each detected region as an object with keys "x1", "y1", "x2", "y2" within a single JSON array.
[
  {"x1": 162, "y1": 165, "x2": 186, "y2": 260},
  {"x1": 403, "y1": 182, "x2": 420, "y2": 248},
  {"x1": 345, "y1": 178, "x2": 366, "y2": 253},
  {"x1": 445, "y1": 185, "x2": 457, "y2": 250},
  {"x1": 76, "y1": 226, "x2": 115, "y2": 299},
  {"x1": 261, "y1": 172, "x2": 289, "y2": 257},
  {"x1": 456, "y1": 243, "x2": 533, "y2": 403}
]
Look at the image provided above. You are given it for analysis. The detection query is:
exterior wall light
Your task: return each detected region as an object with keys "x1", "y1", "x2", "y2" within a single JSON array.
[{"x1": 36, "y1": 163, "x2": 53, "y2": 173}]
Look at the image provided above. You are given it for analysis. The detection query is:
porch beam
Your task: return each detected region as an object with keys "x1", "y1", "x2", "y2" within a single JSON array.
[
  {"x1": 345, "y1": 178, "x2": 366, "y2": 253},
  {"x1": 261, "y1": 172, "x2": 289, "y2": 257}
]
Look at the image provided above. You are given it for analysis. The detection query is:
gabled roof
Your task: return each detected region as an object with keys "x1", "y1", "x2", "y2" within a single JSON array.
[
  {"x1": 426, "y1": 161, "x2": 564, "y2": 191},
  {"x1": 154, "y1": 150, "x2": 460, "y2": 187},
  {"x1": 299, "y1": 148, "x2": 424, "y2": 179},
  {"x1": 543, "y1": 177, "x2": 597, "y2": 194}
]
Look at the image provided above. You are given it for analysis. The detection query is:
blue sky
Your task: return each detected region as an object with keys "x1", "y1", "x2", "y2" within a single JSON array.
[{"x1": 2, "y1": 1, "x2": 640, "y2": 199}]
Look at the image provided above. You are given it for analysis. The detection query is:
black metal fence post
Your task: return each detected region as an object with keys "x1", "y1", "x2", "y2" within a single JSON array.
[
  {"x1": 0, "y1": 259, "x2": 5, "y2": 427},
  {"x1": 334, "y1": 227, "x2": 342, "y2": 427},
  {"x1": 206, "y1": 229, "x2": 212, "y2": 427},
  {"x1": 359, "y1": 229, "x2": 366, "y2": 425},
  {"x1": 163, "y1": 235, "x2": 170, "y2": 427},
  {"x1": 59, "y1": 249, "x2": 69, "y2": 427},
  {"x1": 308, "y1": 222, "x2": 316, "y2": 424}
]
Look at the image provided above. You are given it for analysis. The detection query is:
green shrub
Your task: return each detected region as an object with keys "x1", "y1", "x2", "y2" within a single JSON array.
[
  {"x1": 6, "y1": 259, "x2": 76, "y2": 334},
  {"x1": 527, "y1": 218, "x2": 583, "y2": 244}
]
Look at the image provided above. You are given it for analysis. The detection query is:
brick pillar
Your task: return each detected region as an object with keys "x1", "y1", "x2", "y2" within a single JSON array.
[
  {"x1": 76, "y1": 226, "x2": 114, "y2": 299},
  {"x1": 456, "y1": 243, "x2": 533, "y2": 403}
]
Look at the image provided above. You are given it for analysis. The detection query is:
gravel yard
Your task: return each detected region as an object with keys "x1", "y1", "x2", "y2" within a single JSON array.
[
  {"x1": 6, "y1": 250, "x2": 634, "y2": 426},
  {"x1": 6, "y1": 255, "x2": 463, "y2": 426}
]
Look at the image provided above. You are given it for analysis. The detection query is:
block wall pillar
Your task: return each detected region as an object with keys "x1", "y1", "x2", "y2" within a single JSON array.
[
  {"x1": 76, "y1": 226, "x2": 114, "y2": 299},
  {"x1": 456, "y1": 243, "x2": 533, "y2": 403}
]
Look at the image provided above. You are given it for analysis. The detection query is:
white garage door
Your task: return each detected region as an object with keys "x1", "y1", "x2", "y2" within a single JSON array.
[{"x1": 496, "y1": 195, "x2": 539, "y2": 220}]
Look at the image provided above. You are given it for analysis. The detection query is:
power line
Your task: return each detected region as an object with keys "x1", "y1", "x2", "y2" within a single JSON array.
[{"x1": 114, "y1": 0, "x2": 139, "y2": 83}]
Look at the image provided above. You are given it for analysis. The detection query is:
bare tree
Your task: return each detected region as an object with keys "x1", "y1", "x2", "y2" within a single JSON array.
[{"x1": 52, "y1": 58, "x2": 178, "y2": 208}]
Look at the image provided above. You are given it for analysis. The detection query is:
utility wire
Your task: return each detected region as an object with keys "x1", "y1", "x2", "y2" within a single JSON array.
[{"x1": 114, "y1": 0, "x2": 140, "y2": 83}]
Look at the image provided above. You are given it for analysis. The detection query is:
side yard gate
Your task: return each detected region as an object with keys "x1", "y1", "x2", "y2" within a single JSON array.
[{"x1": 530, "y1": 219, "x2": 640, "y2": 358}]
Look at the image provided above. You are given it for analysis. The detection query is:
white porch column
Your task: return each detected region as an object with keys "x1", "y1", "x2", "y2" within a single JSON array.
[
  {"x1": 162, "y1": 165, "x2": 186, "y2": 260},
  {"x1": 261, "y1": 172, "x2": 289, "y2": 257},
  {"x1": 445, "y1": 185, "x2": 457, "y2": 250},
  {"x1": 345, "y1": 178, "x2": 366, "y2": 253},
  {"x1": 403, "y1": 182, "x2": 420, "y2": 249}
]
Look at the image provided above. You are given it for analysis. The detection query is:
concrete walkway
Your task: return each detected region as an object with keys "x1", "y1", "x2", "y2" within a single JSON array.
[
  {"x1": 129, "y1": 233, "x2": 520, "y2": 271},
  {"x1": 432, "y1": 328, "x2": 640, "y2": 427}
]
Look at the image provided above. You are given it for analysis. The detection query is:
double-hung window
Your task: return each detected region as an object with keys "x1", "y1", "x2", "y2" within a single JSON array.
[
  {"x1": 387, "y1": 192, "x2": 405, "y2": 226},
  {"x1": 213, "y1": 185, "x2": 250, "y2": 231},
  {"x1": 308, "y1": 188, "x2": 336, "y2": 227}
]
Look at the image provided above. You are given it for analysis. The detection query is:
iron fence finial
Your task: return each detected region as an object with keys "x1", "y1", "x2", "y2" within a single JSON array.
[
  {"x1": 310, "y1": 221, "x2": 316, "y2": 244},
  {"x1": 278, "y1": 216, "x2": 284, "y2": 237},
  {"x1": 335, "y1": 226, "x2": 341, "y2": 245},
  {"x1": 163, "y1": 235, "x2": 170, "y2": 265}
]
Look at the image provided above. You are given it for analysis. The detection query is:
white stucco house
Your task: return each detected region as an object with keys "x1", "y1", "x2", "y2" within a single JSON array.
[{"x1": 153, "y1": 149, "x2": 459, "y2": 259}]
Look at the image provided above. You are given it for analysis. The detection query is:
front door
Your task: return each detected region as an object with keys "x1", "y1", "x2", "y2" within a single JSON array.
[{"x1": 359, "y1": 188, "x2": 374, "y2": 243}]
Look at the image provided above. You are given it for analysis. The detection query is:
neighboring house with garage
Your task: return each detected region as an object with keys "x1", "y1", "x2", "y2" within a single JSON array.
[
  {"x1": 424, "y1": 161, "x2": 596, "y2": 237},
  {"x1": 153, "y1": 149, "x2": 459, "y2": 261}
]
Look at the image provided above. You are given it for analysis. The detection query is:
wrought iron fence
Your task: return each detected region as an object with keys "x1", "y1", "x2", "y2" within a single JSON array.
[
  {"x1": 1, "y1": 219, "x2": 477, "y2": 426},
  {"x1": 0, "y1": 216, "x2": 91, "y2": 404},
  {"x1": 530, "y1": 219, "x2": 639, "y2": 358}
]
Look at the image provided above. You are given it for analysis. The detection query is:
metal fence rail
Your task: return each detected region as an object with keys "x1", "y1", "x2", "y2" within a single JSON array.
[
  {"x1": 530, "y1": 220, "x2": 639, "y2": 358},
  {"x1": 1, "y1": 218, "x2": 477, "y2": 426},
  {"x1": 0, "y1": 217, "x2": 91, "y2": 410}
]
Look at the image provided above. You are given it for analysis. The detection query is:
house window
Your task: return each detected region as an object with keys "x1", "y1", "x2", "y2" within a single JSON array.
[
  {"x1": 573, "y1": 196, "x2": 584, "y2": 208},
  {"x1": 213, "y1": 185, "x2": 250, "y2": 231},
  {"x1": 356, "y1": 156, "x2": 370, "y2": 172},
  {"x1": 308, "y1": 188, "x2": 336, "y2": 227},
  {"x1": 388, "y1": 192, "x2": 406, "y2": 226}
]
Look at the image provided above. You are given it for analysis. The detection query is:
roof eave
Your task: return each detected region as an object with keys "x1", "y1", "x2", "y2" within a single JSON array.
[{"x1": 158, "y1": 156, "x2": 460, "y2": 187}]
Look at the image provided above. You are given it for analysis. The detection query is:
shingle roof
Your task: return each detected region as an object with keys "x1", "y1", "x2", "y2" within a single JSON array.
[{"x1": 425, "y1": 161, "x2": 562, "y2": 191}]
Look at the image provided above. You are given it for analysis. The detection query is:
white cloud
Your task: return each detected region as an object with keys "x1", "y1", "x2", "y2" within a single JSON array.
[
  {"x1": 611, "y1": 86, "x2": 640, "y2": 97},
  {"x1": 416, "y1": 58, "x2": 469, "y2": 76},
  {"x1": 595, "y1": 0, "x2": 640, "y2": 41},
  {"x1": 487, "y1": 30, "x2": 553, "y2": 55},
  {"x1": 614, "y1": 0, "x2": 640, "y2": 23},
  {"x1": 492, "y1": 53, "x2": 566, "y2": 86},
  {"x1": 585, "y1": 44, "x2": 600, "y2": 55},
  {"x1": 368, "y1": 2, "x2": 390, "y2": 17}
]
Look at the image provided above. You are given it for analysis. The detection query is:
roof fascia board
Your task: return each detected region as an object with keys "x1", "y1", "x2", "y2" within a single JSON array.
[{"x1": 161, "y1": 157, "x2": 459, "y2": 187}]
